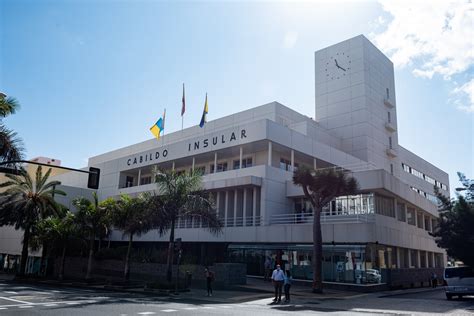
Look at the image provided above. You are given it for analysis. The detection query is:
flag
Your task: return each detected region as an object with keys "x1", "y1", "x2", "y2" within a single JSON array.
[
  {"x1": 181, "y1": 84, "x2": 185, "y2": 116},
  {"x1": 150, "y1": 117, "x2": 164, "y2": 140},
  {"x1": 199, "y1": 93, "x2": 208, "y2": 128}
]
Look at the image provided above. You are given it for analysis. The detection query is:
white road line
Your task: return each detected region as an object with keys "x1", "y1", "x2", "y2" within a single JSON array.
[
  {"x1": 202, "y1": 306, "x2": 215, "y2": 309},
  {"x1": 4, "y1": 291, "x2": 18, "y2": 294},
  {"x1": 44, "y1": 304, "x2": 58, "y2": 307},
  {"x1": 0, "y1": 307, "x2": 7, "y2": 310},
  {"x1": 19, "y1": 305, "x2": 34, "y2": 308},
  {"x1": 183, "y1": 307, "x2": 198, "y2": 310},
  {"x1": 220, "y1": 305, "x2": 232, "y2": 308},
  {"x1": 138, "y1": 312, "x2": 156, "y2": 315},
  {"x1": 0, "y1": 296, "x2": 32, "y2": 304},
  {"x1": 161, "y1": 310, "x2": 177, "y2": 313}
]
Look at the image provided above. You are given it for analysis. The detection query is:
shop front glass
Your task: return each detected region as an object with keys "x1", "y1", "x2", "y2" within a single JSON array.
[{"x1": 227, "y1": 243, "x2": 387, "y2": 285}]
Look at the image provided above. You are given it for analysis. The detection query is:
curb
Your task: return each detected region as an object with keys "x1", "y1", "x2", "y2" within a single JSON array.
[{"x1": 378, "y1": 287, "x2": 443, "y2": 298}]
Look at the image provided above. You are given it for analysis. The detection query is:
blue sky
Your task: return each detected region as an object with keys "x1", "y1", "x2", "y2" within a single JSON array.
[{"x1": 1, "y1": 0, "x2": 472, "y2": 193}]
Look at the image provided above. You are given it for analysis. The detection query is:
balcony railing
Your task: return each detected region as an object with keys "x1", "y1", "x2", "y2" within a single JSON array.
[
  {"x1": 270, "y1": 212, "x2": 375, "y2": 225},
  {"x1": 175, "y1": 215, "x2": 262, "y2": 229}
]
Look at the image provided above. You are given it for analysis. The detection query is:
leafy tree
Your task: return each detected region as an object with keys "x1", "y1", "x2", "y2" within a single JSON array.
[
  {"x1": 151, "y1": 168, "x2": 222, "y2": 283},
  {"x1": 73, "y1": 192, "x2": 111, "y2": 280},
  {"x1": 432, "y1": 173, "x2": 474, "y2": 266},
  {"x1": 30, "y1": 210, "x2": 78, "y2": 280},
  {"x1": 109, "y1": 194, "x2": 153, "y2": 280},
  {"x1": 0, "y1": 95, "x2": 24, "y2": 164},
  {"x1": 0, "y1": 166, "x2": 66, "y2": 276},
  {"x1": 293, "y1": 167, "x2": 358, "y2": 293}
]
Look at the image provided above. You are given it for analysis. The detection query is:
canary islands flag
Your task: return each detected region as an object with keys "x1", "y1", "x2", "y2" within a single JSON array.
[
  {"x1": 150, "y1": 117, "x2": 164, "y2": 140},
  {"x1": 199, "y1": 93, "x2": 208, "y2": 128}
]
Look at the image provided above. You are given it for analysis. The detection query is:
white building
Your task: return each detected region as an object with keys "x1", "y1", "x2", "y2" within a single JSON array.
[{"x1": 2, "y1": 35, "x2": 449, "y2": 285}]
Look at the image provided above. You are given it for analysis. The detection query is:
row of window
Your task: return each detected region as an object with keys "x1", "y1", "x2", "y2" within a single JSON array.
[
  {"x1": 402, "y1": 163, "x2": 448, "y2": 191},
  {"x1": 410, "y1": 186, "x2": 439, "y2": 204}
]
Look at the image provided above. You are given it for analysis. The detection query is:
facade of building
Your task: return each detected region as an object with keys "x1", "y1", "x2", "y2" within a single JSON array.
[{"x1": 2, "y1": 35, "x2": 450, "y2": 285}]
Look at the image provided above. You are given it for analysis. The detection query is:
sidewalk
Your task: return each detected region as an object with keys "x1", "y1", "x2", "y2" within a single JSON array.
[{"x1": 235, "y1": 277, "x2": 366, "y2": 300}]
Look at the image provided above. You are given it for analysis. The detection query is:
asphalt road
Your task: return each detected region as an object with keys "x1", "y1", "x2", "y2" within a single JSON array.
[{"x1": 0, "y1": 281, "x2": 472, "y2": 315}]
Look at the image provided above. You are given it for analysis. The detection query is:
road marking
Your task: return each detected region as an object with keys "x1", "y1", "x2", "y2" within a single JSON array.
[
  {"x1": 220, "y1": 305, "x2": 232, "y2": 308},
  {"x1": 44, "y1": 304, "x2": 58, "y2": 307},
  {"x1": 66, "y1": 302, "x2": 80, "y2": 305},
  {"x1": 4, "y1": 291, "x2": 18, "y2": 294},
  {"x1": 202, "y1": 306, "x2": 215, "y2": 309},
  {"x1": 0, "y1": 307, "x2": 7, "y2": 310},
  {"x1": 161, "y1": 310, "x2": 177, "y2": 313},
  {"x1": 0, "y1": 296, "x2": 32, "y2": 304},
  {"x1": 138, "y1": 312, "x2": 156, "y2": 315},
  {"x1": 19, "y1": 305, "x2": 34, "y2": 308},
  {"x1": 183, "y1": 307, "x2": 198, "y2": 310}
]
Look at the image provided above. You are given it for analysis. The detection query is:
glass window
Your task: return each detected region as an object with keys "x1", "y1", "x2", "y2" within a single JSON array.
[
  {"x1": 397, "y1": 203, "x2": 406, "y2": 222},
  {"x1": 125, "y1": 176, "x2": 134, "y2": 188},
  {"x1": 211, "y1": 162, "x2": 228, "y2": 173},
  {"x1": 140, "y1": 176, "x2": 151, "y2": 185},
  {"x1": 280, "y1": 158, "x2": 291, "y2": 171},
  {"x1": 407, "y1": 208, "x2": 416, "y2": 225}
]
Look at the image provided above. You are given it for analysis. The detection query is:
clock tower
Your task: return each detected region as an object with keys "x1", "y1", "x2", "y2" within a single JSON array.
[{"x1": 315, "y1": 35, "x2": 399, "y2": 175}]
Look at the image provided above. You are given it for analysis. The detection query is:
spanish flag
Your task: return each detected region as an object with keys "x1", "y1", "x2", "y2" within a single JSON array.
[
  {"x1": 150, "y1": 117, "x2": 164, "y2": 140},
  {"x1": 199, "y1": 93, "x2": 208, "y2": 128}
]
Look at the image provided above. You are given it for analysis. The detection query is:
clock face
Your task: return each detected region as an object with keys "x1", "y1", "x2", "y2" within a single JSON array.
[{"x1": 324, "y1": 52, "x2": 351, "y2": 80}]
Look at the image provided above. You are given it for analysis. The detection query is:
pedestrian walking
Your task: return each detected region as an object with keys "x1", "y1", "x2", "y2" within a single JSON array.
[
  {"x1": 271, "y1": 264, "x2": 285, "y2": 303},
  {"x1": 431, "y1": 272, "x2": 438, "y2": 288},
  {"x1": 205, "y1": 267, "x2": 215, "y2": 296},
  {"x1": 264, "y1": 256, "x2": 272, "y2": 281},
  {"x1": 284, "y1": 270, "x2": 293, "y2": 302}
]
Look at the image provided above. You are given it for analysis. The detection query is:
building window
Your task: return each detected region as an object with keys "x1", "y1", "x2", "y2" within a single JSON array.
[
  {"x1": 280, "y1": 158, "x2": 291, "y2": 171},
  {"x1": 407, "y1": 208, "x2": 416, "y2": 226},
  {"x1": 397, "y1": 203, "x2": 406, "y2": 222},
  {"x1": 386, "y1": 88, "x2": 390, "y2": 99},
  {"x1": 389, "y1": 137, "x2": 393, "y2": 149},
  {"x1": 374, "y1": 194, "x2": 395, "y2": 218},
  {"x1": 140, "y1": 176, "x2": 152, "y2": 185},
  {"x1": 125, "y1": 176, "x2": 134, "y2": 188},
  {"x1": 387, "y1": 111, "x2": 391, "y2": 123},
  {"x1": 233, "y1": 157, "x2": 253, "y2": 170},
  {"x1": 390, "y1": 164, "x2": 394, "y2": 175},
  {"x1": 211, "y1": 162, "x2": 228, "y2": 173},
  {"x1": 402, "y1": 162, "x2": 448, "y2": 192}
]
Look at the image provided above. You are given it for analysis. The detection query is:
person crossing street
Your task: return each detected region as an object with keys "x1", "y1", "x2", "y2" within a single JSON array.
[{"x1": 271, "y1": 264, "x2": 285, "y2": 303}]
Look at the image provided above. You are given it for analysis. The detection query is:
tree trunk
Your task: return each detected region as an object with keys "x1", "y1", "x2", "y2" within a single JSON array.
[
  {"x1": 107, "y1": 236, "x2": 111, "y2": 249},
  {"x1": 85, "y1": 234, "x2": 94, "y2": 280},
  {"x1": 166, "y1": 220, "x2": 175, "y2": 283},
  {"x1": 98, "y1": 238, "x2": 102, "y2": 251},
  {"x1": 58, "y1": 246, "x2": 66, "y2": 281},
  {"x1": 19, "y1": 226, "x2": 31, "y2": 276},
  {"x1": 124, "y1": 234, "x2": 133, "y2": 281},
  {"x1": 39, "y1": 243, "x2": 48, "y2": 277},
  {"x1": 312, "y1": 207, "x2": 323, "y2": 293}
]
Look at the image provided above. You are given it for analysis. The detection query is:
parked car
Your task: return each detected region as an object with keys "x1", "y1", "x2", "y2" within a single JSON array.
[
  {"x1": 364, "y1": 269, "x2": 382, "y2": 283},
  {"x1": 444, "y1": 266, "x2": 474, "y2": 300}
]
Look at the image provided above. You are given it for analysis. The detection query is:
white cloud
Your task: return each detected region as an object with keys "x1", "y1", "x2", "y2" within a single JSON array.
[
  {"x1": 372, "y1": 0, "x2": 474, "y2": 112},
  {"x1": 283, "y1": 31, "x2": 298, "y2": 49},
  {"x1": 452, "y1": 79, "x2": 474, "y2": 112}
]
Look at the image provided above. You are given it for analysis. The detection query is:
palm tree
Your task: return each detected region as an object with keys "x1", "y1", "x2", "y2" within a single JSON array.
[
  {"x1": 30, "y1": 210, "x2": 77, "y2": 280},
  {"x1": 109, "y1": 194, "x2": 153, "y2": 280},
  {"x1": 0, "y1": 166, "x2": 66, "y2": 276},
  {"x1": 0, "y1": 94, "x2": 23, "y2": 164},
  {"x1": 293, "y1": 167, "x2": 358, "y2": 293},
  {"x1": 73, "y1": 192, "x2": 111, "y2": 280},
  {"x1": 151, "y1": 168, "x2": 222, "y2": 283}
]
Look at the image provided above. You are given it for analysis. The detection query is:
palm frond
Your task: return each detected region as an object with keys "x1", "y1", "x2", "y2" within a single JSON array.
[{"x1": 0, "y1": 124, "x2": 24, "y2": 163}]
